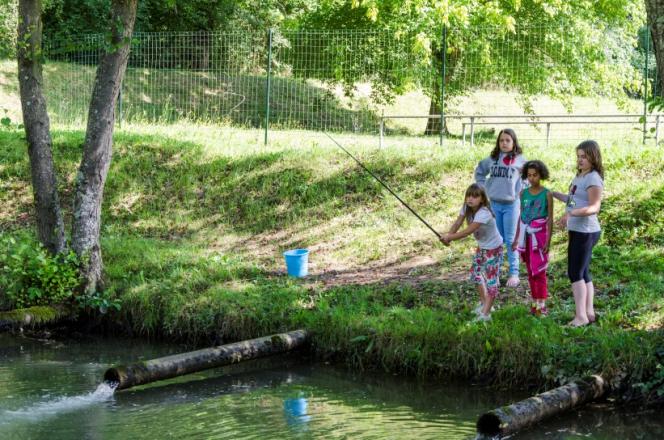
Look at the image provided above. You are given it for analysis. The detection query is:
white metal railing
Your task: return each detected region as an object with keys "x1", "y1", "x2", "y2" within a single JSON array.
[{"x1": 378, "y1": 114, "x2": 663, "y2": 148}]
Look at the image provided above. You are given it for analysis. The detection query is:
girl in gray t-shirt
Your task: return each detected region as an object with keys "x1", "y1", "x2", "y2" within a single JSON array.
[
  {"x1": 552, "y1": 140, "x2": 604, "y2": 327},
  {"x1": 441, "y1": 184, "x2": 504, "y2": 322}
]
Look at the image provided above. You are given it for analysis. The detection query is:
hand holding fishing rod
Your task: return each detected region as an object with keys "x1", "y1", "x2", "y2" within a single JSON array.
[{"x1": 324, "y1": 132, "x2": 442, "y2": 241}]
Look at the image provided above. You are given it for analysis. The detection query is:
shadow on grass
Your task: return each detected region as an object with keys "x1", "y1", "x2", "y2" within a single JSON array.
[{"x1": 102, "y1": 131, "x2": 448, "y2": 238}]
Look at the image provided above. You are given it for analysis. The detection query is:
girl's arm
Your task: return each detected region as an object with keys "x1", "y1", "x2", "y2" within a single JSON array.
[
  {"x1": 511, "y1": 189, "x2": 524, "y2": 251},
  {"x1": 512, "y1": 220, "x2": 521, "y2": 251},
  {"x1": 569, "y1": 186, "x2": 602, "y2": 217},
  {"x1": 440, "y1": 214, "x2": 466, "y2": 245},
  {"x1": 545, "y1": 191, "x2": 554, "y2": 252},
  {"x1": 447, "y1": 214, "x2": 465, "y2": 234},
  {"x1": 552, "y1": 190, "x2": 568, "y2": 202},
  {"x1": 446, "y1": 222, "x2": 481, "y2": 242},
  {"x1": 474, "y1": 159, "x2": 490, "y2": 188}
]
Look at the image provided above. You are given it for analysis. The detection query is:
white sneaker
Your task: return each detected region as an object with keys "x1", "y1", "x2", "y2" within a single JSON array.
[
  {"x1": 474, "y1": 313, "x2": 492, "y2": 322},
  {"x1": 506, "y1": 276, "x2": 520, "y2": 288},
  {"x1": 473, "y1": 303, "x2": 495, "y2": 315}
]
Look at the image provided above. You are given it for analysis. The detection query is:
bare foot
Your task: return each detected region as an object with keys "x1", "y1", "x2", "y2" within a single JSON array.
[
  {"x1": 506, "y1": 275, "x2": 520, "y2": 288},
  {"x1": 587, "y1": 313, "x2": 596, "y2": 323},
  {"x1": 567, "y1": 318, "x2": 590, "y2": 327}
]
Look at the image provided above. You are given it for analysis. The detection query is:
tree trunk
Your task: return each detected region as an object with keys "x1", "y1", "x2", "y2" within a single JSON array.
[
  {"x1": 72, "y1": 0, "x2": 138, "y2": 294},
  {"x1": 424, "y1": 98, "x2": 444, "y2": 135},
  {"x1": 646, "y1": 1, "x2": 664, "y2": 97},
  {"x1": 424, "y1": 45, "x2": 459, "y2": 136},
  {"x1": 17, "y1": 0, "x2": 65, "y2": 254}
]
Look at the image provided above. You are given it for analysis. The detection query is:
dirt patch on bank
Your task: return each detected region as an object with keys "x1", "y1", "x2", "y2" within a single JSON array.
[{"x1": 306, "y1": 255, "x2": 466, "y2": 288}]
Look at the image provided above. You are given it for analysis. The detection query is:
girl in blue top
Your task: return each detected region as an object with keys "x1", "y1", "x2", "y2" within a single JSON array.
[
  {"x1": 475, "y1": 128, "x2": 527, "y2": 288},
  {"x1": 553, "y1": 140, "x2": 604, "y2": 327}
]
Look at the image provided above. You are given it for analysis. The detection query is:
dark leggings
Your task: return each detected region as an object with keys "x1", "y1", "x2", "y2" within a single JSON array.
[{"x1": 567, "y1": 231, "x2": 601, "y2": 283}]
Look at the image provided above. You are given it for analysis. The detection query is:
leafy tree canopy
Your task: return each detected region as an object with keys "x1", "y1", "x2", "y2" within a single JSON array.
[{"x1": 297, "y1": 0, "x2": 646, "y2": 106}]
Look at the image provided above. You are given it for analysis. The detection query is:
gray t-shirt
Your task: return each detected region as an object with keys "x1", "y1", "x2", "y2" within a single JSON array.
[
  {"x1": 460, "y1": 205, "x2": 504, "y2": 249},
  {"x1": 566, "y1": 170, "x2": 603, "y2": 233}
]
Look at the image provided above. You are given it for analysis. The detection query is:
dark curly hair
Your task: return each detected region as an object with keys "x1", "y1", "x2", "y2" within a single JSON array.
[{"x1": 520, "y1": 160, "x2": 550, "y2": 180}]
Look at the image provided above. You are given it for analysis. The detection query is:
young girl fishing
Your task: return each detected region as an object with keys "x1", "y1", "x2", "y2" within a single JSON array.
[
  {"x1": 512, "y1": 160, "x2": 554, "y2": 316},
  {"x1": 475, "y1": 129, "x2": 527, "y2": 288},
  {"x1": 552, "y1": 140, "x2": 604, "y2": 327},
  {"x1": 441, "y1": 184, "x2": 504, "y2": 322}
]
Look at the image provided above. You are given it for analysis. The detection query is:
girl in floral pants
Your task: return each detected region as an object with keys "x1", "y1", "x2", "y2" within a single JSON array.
[{"x1": 441, "y1": 184, "x2": 504, "y2": 321}]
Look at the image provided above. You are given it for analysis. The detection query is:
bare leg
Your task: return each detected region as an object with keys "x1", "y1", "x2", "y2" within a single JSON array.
[
  {"x1": 570, "y1": 280, "x2": 590, "y2": 326},
  {"x1": 477, "y1": 282, "x2": 487, "y2": 308},
  {"x1": 586, "y1": 281, "x2": 595, "y2": 322},
  {"x1": 482, "y1": 295, "x2": 496, "y2": 316}
]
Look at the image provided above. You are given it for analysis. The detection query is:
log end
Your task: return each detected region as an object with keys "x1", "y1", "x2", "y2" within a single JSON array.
[
  {"x1": 476, "y1": 412, "x2": 502, "y2": 437},
  {"x1": 103, "y1": 367, "x2": 124, "y2": 388}
]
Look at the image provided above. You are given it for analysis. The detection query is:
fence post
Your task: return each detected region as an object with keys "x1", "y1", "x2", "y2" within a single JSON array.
[
  {"x1": 118, "y1": 87, "x2": 123, "y2": 128},
  {"x1": 470, "y1": 117, "x2": 476, "y2": 147},
  {"x1": 379, "y1": 110, "x2": 384, "y2": 149},
  {"x1": 439, "y1": 25, "x2": 447, "y2": 147},
  {"x1": 546, "y1": 123, "x2": 551, "y2": 148},
  {"x1": 462, "y1": 123, "x2": 466, "y2": 147},
  {"x1": 643, "y1": 29, "x2": 650, "y2": 145},
  {"x1": 656, "y1": 114, "x2": 661, "y2": 146},
  {"x1": 264, "y1": 28, "x2": 273, "y2": 146}
]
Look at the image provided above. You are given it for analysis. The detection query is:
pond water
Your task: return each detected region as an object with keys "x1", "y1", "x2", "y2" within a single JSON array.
[{"x1": 0, "y1": 333, "x2": 661, "y2": 439}]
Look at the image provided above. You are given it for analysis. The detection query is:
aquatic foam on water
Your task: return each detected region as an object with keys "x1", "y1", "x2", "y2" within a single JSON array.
[{"x1": 1, "y1": 382, "x2": 117, "y2": 423}]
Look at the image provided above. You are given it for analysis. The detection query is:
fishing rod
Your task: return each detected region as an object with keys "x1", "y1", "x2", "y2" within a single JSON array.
[{"x1": 324, "y1": 132, "x2": 442, "y2": 240}]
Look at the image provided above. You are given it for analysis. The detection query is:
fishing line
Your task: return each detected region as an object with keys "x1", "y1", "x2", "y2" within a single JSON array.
[{"x1": 324, "y1": 132, "x2": 441, "y2": 240}]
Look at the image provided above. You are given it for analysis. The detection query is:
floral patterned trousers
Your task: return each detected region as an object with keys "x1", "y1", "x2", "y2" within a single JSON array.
[{"x1": 470, "y1": 246, "x2": 503, "y2": 297}]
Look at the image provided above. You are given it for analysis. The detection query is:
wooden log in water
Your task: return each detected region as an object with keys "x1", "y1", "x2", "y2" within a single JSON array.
[
  {"x1": 104, "y1": 329, "x2": 309, "y2": 390},
  {"x1": 476, "y1": 375, "x2": 608, "y2": 438}
]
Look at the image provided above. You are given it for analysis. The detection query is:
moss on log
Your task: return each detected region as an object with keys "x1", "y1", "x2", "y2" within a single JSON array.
[
  {"x1": 476, "y1": 375, "x2": 608, "y2": 437},
  {"x1": 0, "y1": 306, "x2": 72, "y2": 330},
  {"x1": 104, "y1": 329, "x2": 309, "y2": 390}
]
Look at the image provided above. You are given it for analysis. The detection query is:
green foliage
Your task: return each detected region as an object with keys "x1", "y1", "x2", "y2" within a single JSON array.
[
  {"x1": 75, "y1": 290, "x2": 121, "y2": 314},
  {"x1": 41, "y1": 0, "x2": 308, "y2": 39},
  {"x1": 0, "y1": 109, "x2": 22, "y2": 130},
  {"x1": 298, "y1": 0, "x2": 645, "y2": 106},
  {"x1": 0, "y1": 232, "x2": 81, "y2": 310},
  {"x1": 602, "y1": 186, "x2": 664, "y2": 247},
  {"x1": 0, "y1": 0, "x2": 17, "y2": 58}
]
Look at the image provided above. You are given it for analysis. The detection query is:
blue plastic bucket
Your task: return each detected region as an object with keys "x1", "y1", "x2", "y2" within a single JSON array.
[{"x1": 283, "y1": 249, "x2": 309, "y2": 277}]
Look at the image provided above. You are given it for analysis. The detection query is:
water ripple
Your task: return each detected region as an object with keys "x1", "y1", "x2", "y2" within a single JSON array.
[{"x1": 0, "y1": 382, "x2": 116, "y2": 424}]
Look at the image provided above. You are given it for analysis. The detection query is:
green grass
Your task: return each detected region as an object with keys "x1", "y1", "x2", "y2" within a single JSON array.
[
  {"x1": 0, "y1": 59, "x2": 379, "y2": 130},
  {"x1": 1, "y1": 121, "x2": 662, "y2": 400}
]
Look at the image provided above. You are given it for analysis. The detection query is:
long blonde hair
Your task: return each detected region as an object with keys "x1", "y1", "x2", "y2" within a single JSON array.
[{"x1": 463, "y1": 184, "x2": 494, "y2": 224}]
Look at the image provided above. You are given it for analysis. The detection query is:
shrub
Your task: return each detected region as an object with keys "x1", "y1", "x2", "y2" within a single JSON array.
[{"x1": 0, "y1": 232, "x2": 81, "y2": 309}]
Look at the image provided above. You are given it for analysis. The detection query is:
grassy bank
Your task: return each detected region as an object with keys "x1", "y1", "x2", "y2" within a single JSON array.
[
  {"x1": 0, "y1": 123, "x2": 663, "y2": 400},
  {"x1": 0, "y1": 58, "x2": 646, "y2": 140}
]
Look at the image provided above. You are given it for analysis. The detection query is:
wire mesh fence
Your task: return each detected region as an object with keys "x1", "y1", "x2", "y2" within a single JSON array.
[{"x1": 41, "y1": 25, "x2": 660, "y2": 146}]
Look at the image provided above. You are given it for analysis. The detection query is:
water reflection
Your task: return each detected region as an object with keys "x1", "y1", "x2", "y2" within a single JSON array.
[
  {"x1": 0, "y1": 333, "x2": 661, "y2": 440},
  {"x1": 283, "y1": 395, "x2": 311, "y2": 431},
  {"x1": 510, "y1": 402, "x2": 664, "y2": 439}
]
